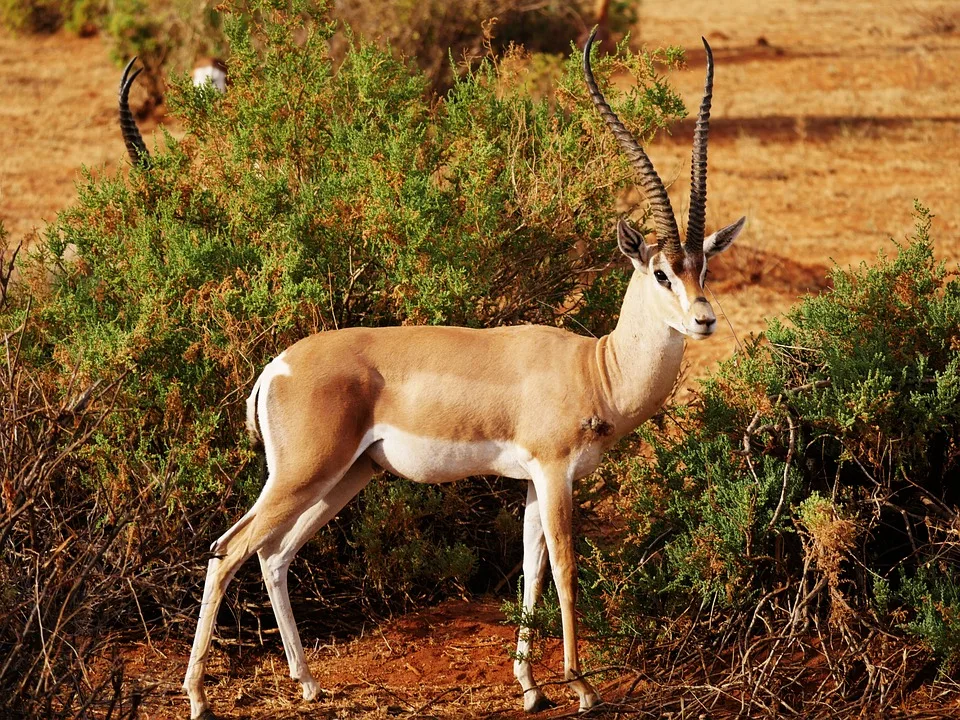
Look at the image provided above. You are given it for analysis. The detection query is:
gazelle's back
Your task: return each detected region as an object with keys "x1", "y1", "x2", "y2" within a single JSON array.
[{"x1": 267, "y1": 324, "x2": 611, "y2": 463}]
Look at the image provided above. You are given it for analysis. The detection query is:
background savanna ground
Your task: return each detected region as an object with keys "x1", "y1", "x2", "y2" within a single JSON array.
[{"x1": 2, "y1": 0, "x2": 960, "y2": 718}]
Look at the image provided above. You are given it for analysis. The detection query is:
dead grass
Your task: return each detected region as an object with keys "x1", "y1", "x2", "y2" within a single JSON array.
[{"x1": 910, "y1": 5, "x2": 960, "y2": 37}]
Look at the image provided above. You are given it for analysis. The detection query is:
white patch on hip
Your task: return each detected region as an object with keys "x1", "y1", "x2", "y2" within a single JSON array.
[{"x1": 256, "y1": 352, "x2": 293, "y2": 490}]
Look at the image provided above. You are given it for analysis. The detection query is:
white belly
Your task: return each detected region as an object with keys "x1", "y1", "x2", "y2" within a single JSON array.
[{"x1": 365, "y1": 424, "x2": 533, "y2": 483}]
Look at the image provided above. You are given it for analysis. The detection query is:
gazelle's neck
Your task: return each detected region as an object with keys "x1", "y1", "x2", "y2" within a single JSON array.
[{"x1": 599, "y1": 273, "x2": 685, "y2": 430}]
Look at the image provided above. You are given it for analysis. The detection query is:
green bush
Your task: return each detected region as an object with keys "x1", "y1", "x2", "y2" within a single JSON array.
[
  {"x1": 0, "y1": 0, "x2": 114, "y2": 34},
  {"x1": 0, "y1": 0, "x2": 71, "y2": 32},
  {"x1": 580, "y1": 205, "x2": 960, "y2": 705}
]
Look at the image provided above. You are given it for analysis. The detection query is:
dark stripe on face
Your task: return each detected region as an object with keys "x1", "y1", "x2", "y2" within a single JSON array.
[
  {"x1": 671, "y1": 252, "x2": 705, "y2": 280},
  {"x1": 668, "y1": 254, "x2": 688, "y2": 275}
]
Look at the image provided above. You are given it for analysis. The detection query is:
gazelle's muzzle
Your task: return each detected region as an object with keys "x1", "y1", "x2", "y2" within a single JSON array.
[{"x1": 686, "y1": 298, "x2": 717, "y2": 339}]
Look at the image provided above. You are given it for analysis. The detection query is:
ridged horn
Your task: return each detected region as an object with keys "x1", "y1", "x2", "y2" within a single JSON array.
[
  {"x1": 583, "y1": 26, "x2": 681, "y2": 255},
  {"x1": 685, "y1": 37, "x2": 713, "y2": 254},
  {"x1": 119, "y1": 57, "x2": 150, "y2": 168}
]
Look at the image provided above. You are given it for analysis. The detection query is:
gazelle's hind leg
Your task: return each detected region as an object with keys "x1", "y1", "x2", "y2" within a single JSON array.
[
  {"x1": 182, "y1": 504, "x2": 264, "y2": 719},
  {"x1": 182, "y1": 455, "x2": 373, "y2": 720},
  {"x1": 257, "y1": 455, "x2": 376, "y2": 702}
]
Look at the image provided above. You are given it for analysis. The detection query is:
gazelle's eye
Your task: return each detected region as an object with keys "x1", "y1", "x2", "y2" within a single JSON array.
[{"x1": 653, "y1": 270, "x2": 670, "y2": 287}]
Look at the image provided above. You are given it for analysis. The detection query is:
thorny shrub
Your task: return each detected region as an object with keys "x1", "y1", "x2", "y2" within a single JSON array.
[
  {"x1": 0, "y1": 314, "x2": 224, "y2": 717},
  {"x1": 574, "y1": 204, "x2": 960, "y2": 716}
]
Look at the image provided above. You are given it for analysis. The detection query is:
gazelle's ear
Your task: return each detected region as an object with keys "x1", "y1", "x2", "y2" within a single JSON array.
[
  {"x1": 703, "y1": 216, "x2": 746, "y2": 258},
  {"x1": 617, "y1": 219, "x2": 655, "y2": 271}
]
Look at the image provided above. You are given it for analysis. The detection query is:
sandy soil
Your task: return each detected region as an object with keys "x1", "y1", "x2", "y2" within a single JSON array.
[
  {"x1": 0, "y1": 30, "x2": 148, "y2": 244},
  {"x1": 639, "y1": 0, "x2": 960, "y2": 374},
  {"x1": 2, "y1": 0, "x2": 960, "y2": 717}
]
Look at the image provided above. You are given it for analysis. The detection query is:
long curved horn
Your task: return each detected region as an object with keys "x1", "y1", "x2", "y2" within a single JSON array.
[
  {"x1": 583, "y1": 26, "x2": 681, "y2": 254},
  {"x1": 685, "y1": 37, "x2": 713, "y2": 253},
  {"x1": 119, "y1": 57, "x2": 150, "y2": 168}
]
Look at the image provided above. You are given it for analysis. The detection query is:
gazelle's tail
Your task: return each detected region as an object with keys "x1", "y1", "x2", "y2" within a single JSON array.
[{"x1": 245, "y1": 374, "x2": 267, "y2": 484}]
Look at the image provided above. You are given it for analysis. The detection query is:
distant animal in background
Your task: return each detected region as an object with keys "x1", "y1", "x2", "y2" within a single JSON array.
[
  {"x1": 118, "y1": 55, "x2": 228, "y2": 168},
  {"x1": 192, "y1": 57, "x2": 228, "y2": 93},
  {"x1": 118, "y1": 57, "x2": 150, "y2": 168}
]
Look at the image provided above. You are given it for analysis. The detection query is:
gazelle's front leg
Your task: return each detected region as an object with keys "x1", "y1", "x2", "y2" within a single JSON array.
[
  {"x1": 514, "y1": 480, "x2": 553, "y2": 712},
  {"x1": 531, "y1": 463, "x2": 601, "y2": 712}
]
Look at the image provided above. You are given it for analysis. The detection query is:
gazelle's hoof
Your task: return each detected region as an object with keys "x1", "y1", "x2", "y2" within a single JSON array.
[
  {"x1": 524, "y1": 691, "x2": 556, "y2": 713},
  {"x1": 578, "y1": 691, "x2": 602, "y2": 712},
  {"x1": 301, "y1": 678, "x2": 322, "y2": 702},
  {"x1": 193, "y1": 709, "x2": 219, "y2": 720}
]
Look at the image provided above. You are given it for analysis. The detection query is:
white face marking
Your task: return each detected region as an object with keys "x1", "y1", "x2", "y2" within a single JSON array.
[
  {"x1": 651, "y1": 259, "x2": 688, "y2": 335},
  {"x1": 651, "y1": 254, "x2": 716, "y2": 338},
  {"x1": 366, "y1": 424, "x2": 534, "y2": 482},
  {"x1": 654, "y1": 258, "x2": 692, "y2": 307}
]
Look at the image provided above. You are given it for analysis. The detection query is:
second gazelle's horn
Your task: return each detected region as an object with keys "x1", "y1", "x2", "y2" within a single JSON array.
[
  {"x1": 583, "y1": 26, "x2": 681, "y2": 255},
  {"x1": 119, "y1": 57, "x2": 150, "y2": 168},
  {"x1": 685, "y1": 37, "x2": 714, "y2": 254}
]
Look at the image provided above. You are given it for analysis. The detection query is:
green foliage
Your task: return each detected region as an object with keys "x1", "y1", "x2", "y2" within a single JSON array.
[
  {"x1": 901, "y1": 565, "x2": 960, "y2": 671},
  {"x1": 0, "y1": 0, "x2": 82, "y2": 32},
  {"x1": 7, "y1": 0, "x2": 684, "y2": 609},
  {"x1": 582, "y1": 205, "x2": 960, "y2": 668},
  {"x1": 1, "y1": 0, "x2": 636, "y2": 105},
  {"x1": 351, "y1": 482, "x2": 480, "y2": 596}
]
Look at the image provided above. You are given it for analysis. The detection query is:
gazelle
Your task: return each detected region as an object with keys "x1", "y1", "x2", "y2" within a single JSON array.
[
  {"x1": 118, "y1": 56, "x2": 227, "y2": 169},
  {"x1": 182, "y1": 29, "x2": 746, "y2": 718}
]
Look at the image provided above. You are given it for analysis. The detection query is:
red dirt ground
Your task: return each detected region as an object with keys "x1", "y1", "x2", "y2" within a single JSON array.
[
  {"x1": 128, "y1": 598, "x2": 576, "y2": 719},
  {"x1": 3, "y1": 0, "x2": 960, "y2": 717}
]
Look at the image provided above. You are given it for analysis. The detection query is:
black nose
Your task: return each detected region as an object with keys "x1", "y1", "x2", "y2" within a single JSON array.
[{"x1": 695, "y1": 316, "x2": 715, "y2": 327}]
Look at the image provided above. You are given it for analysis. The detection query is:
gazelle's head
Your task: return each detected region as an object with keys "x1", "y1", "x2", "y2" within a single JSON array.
[{"x1": 584, "y1": 29, "x2": 746, "y2": 340}]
